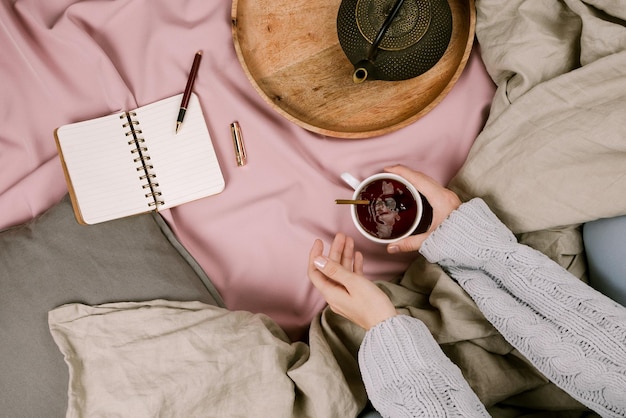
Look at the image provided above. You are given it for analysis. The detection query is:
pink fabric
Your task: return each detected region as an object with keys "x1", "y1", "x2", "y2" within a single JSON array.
[{"x1": 0, "y1": 0, "x2": 495, "y2": 340}]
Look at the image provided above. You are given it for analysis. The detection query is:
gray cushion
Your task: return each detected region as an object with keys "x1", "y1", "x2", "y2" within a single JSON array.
[
  {"x1": 583, "y1": 216, "x2": 626, "y2": 307},
  {"x1": 0, "y1": 195, "x2": 223, "y2": 418}
]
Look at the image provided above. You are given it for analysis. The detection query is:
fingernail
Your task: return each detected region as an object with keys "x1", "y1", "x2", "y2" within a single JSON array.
[
  {"x1": 388, "y1": 245, "x2": 399, "y2": 254},
  {"x1": 314, "y1": 257, "x2": 327, "y2": 269}
]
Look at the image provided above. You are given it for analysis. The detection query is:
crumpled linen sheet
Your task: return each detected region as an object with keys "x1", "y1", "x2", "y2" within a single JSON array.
[
  {"x1": 450, "y1": 0, "x2": 626, "y2": 236},
  {"x1": 49, "y1": 301, "x2": 362, "y2": 418},
  {"x1": 49, "y1": 0, "x2": 626, "y2": 416},
  {"x1": 0, "y1": 0, "x2": 495, "y2": 341}
]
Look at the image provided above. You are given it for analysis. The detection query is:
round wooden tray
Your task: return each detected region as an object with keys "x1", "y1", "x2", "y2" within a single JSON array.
[{"x1": 231, "y1": 0, "x2": 475, "y2": 138}]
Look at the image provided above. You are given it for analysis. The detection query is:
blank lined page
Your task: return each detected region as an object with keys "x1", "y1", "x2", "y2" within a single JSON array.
[
  {"x1": 133, "y1": 93, "x2": 224, "y2": 210},
  {"x1": 56, "y1": 113, "x2": 151, "y2": 224}
]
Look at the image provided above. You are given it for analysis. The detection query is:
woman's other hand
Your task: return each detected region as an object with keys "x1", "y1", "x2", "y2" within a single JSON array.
[{"x1": 308, "y1": 233, "x2": 397, "y2": 330}]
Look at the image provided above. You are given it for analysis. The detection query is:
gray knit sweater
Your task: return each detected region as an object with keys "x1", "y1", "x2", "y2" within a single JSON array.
[{"x1": 358, "y1": 198, "x2": 626, "y2": 417}]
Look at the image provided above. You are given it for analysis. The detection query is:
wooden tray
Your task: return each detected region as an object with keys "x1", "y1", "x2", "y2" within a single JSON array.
[{"x1": 231, "y1": 0, "x2": 475, "y2": 138}]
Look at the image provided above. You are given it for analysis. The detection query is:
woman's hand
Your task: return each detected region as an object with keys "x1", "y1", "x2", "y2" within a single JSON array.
[
  {"x1": 384, "y1": 165, "x2": 462, "y2": 254},
  {"x1": 308, "y1": 233, "x2": 397, "y2": 330}
]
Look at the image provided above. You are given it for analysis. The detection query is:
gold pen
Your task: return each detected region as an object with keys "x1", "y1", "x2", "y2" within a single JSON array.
[{"x1": 230, "y1": 121, "x2": 247, "y2": 166}]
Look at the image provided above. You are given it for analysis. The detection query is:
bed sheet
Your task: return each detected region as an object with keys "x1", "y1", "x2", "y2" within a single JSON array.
[{"x1": 0, "y1": 0, "x2": 495, "y2": 339}]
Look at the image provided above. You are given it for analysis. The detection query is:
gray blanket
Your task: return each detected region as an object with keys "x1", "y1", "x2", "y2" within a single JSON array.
[
  {"x1": 47, "y1": 0, "x2": 626, "y2": 416},
  {"x1": 0, "y1": 196, "x2": 224, "y2": 417}
]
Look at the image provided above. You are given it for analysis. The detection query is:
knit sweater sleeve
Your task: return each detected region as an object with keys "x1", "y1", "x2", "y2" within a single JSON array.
[
  {"x1": 419, "y1": 198, "x2": 626, "y2": 418},
  {"x1": 358, "y1": 315, "x2": 490, "y2": 417}
]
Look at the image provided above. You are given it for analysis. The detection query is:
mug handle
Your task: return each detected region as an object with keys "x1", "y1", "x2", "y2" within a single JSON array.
[{"x1": 340, "y1": 172, "x2": 361, "y2": 190}]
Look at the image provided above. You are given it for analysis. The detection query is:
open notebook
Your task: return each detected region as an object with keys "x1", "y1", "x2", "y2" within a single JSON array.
[{"x1": 55, "y1": 93, "x2": 225, "y2": 225}]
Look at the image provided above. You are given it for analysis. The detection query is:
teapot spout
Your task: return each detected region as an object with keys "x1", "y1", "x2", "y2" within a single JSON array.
[{"x1": 352, "y1": 60, "x2": 377, "y2": 83}]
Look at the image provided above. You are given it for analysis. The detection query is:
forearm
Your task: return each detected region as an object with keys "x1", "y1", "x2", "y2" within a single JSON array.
[
  {"x1": 359, "y1": 315, "x2": 489, "y2": 417},
  {"x1": 420, "y1": 199, "x2": 626, "y2": 417}
]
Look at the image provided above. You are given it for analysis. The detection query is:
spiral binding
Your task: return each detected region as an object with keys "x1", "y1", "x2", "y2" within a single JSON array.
[{"x1": 121, "y1": 112, "x2": 164, "y2": 208}]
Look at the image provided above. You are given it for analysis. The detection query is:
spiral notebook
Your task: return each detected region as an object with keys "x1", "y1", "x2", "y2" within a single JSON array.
[{"x1": 54, "y1": 93, "x2": 225, "y2": 225}]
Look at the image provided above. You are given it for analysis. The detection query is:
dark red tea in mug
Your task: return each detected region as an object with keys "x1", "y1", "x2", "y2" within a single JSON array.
[{"x1": 355, "y1": 178, "x2": 418, "y2": 239}]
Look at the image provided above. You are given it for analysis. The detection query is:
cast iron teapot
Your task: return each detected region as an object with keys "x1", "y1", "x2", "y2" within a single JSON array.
[{"x1": 337, "y1": 0, "x2": 453, "y2": 83}]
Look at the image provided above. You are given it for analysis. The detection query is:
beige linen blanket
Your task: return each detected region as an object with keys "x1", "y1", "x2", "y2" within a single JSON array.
[{"x1": 49, "y1": 0, "x2": 626, "y2": 416}]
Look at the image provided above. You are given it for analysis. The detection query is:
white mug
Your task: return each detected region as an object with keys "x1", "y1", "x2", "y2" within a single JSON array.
[{"x1": 341, "y1": 172, "x2": 424, "y2": 244}]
